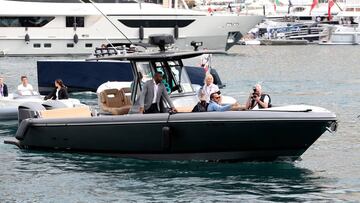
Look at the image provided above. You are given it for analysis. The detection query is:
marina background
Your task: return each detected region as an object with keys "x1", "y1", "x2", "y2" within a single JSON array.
[{"x1": 0, "y1": 45, "x2": 359, "y2": 202}]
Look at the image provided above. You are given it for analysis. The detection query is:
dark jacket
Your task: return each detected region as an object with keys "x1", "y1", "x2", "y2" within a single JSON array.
[
  {"x1": 45, "y1": 87, "x2": 69, "y2": 100},
  {"x1": 192, "y1": 101, "x2": 208, "y2": 112},
  {"x1": 1, "y1": 84, "x2": 8, "y2": 97}
]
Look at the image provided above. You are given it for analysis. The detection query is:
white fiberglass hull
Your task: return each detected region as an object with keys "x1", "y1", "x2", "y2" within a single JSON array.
[
  {"x1": 0, "y1": 94, "x2": 83, "y2": 120},
  {"x1": 0, "y1": 1, "x2": 263, "y2": 56}
]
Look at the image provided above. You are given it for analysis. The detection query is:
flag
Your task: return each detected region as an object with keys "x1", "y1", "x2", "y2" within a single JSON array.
[
  {"x1": 310, "y1": 0, "x2": 318, "y2": 15},
  {"x1": 274, "y1": 0, "x2": 280, "y2": 12},
  {"x1": 328, "y1": 0, "x2": 334, "y2": 20}
]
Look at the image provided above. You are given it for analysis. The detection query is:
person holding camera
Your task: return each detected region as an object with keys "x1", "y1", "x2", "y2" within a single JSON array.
[{"x1": 245, "y1": 84, "x2": 271, "y2": 110}]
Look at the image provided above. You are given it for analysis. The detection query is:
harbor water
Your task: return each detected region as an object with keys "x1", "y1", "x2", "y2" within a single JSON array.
[{"x1": 0, "y1": 45, "x2": 359, "y2": 202}]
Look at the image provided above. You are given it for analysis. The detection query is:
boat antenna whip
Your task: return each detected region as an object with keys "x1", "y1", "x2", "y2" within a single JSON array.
[{"x1": 80, "y1": 0, "x2": 133, "y2": 44}]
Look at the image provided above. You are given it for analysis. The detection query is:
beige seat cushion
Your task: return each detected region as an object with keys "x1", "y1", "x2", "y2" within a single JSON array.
[
  {"x1": 100, "y1": 88, "x2": 132, "y2": 115},
  {"x1": 40, "y1": 106, "x2": 92, "y2": 119}
]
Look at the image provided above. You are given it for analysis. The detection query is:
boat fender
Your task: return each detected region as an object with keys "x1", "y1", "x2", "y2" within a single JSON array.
[
  {"x1": 15, "y1": 119, "x2": 31, "y2": 141},
  {"x1": 25, "y1": 33, "x2": 30, "y2": 44},
  {"x1": 162, "y1": 126, "x2": 171, "y2": 151},
  {"x1": 139, "y1": 26, "x2": 144, "y2": 41},
  {"x1": 174, "y1": 25, "x2": 179, "y2": 39},
  {"x1": 73, "y1": 34, "x2": 79, "y2": 44}
]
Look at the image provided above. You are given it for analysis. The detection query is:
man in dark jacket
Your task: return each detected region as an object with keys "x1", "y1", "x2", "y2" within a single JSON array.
[
  {"x1": 0, "y1": 77, "x2": 9, "y2": 97},
  {"x1": 139, "y1": 72, "x2": 177, "y2": 114}
]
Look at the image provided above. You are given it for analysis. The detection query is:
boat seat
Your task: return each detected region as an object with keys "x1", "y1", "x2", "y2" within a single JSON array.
[
  {"x1": 40, "y1": 106, "x2": 92, "y2": 119},
  {"x1": 99, "y1": 88, "x2": 131, "y2": 115}
]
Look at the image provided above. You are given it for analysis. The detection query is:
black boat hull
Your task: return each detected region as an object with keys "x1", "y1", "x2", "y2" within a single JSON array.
[{"x1": 11, "y1": 111, "x2": 336, "y2": 161}]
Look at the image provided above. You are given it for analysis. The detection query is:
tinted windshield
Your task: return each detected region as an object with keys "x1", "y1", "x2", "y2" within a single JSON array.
[{"x1": 133, "y1": 60, "x2": 194, "y2": 99}]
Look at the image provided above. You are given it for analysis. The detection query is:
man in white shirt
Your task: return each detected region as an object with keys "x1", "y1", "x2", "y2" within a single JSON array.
[
  {"x1": 245, "y1": 84, "x2": 271, "y2": 109},
  {"x1": 17, "y1": 75, "x2": 34, "y2": 96}
]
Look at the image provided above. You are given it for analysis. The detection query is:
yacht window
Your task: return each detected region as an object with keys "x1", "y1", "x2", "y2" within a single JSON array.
[
  {"x1": 44, "y1": 43, "x2": 51, "y2": 48},
  {"x1": 85, "y1": 43, "x2": 93, "y2": 48},
  {"x1": 346, "y1": 8, "x2": 355, "y2": 11},
  {"x1": 67, "y1": 43, "x2": 74, "y2": 48},
  {"x1": 0, "y1": 16, "x2": 55, "y2": 27},
  {"x1": 33, "y1": 43, "x2": 41, "y2": 48},
  {"x1": 118, "y1": 19, "x2": 195, "y2": 28},
  {"x1": 356, "y1": 8, "x2": 360, "y2": 12},
  {"x1": 66, "y1": 17, "x2": 85, "y2": 28}
]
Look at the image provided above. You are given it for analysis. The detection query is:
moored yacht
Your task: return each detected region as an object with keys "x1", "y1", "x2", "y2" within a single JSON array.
[{"x1": 0, "y1": 0, "x2": 263, "y2": 56}]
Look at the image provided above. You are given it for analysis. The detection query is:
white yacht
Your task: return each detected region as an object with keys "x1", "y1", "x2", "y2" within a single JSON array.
[
  {"x1": 0, "y1": 0, "x2": 263, "y2": 56},
  {"x1": 319, "y1": 1, "x2": 360, "y2": 45}
]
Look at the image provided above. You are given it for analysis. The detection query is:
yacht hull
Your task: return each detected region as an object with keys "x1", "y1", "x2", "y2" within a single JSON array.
[
  {"x1": 11, "y1": 110, "x2": 336, "y2": 161},
  {"x1": 0, "y1": 0, "x2": 264, "y2": 55}
]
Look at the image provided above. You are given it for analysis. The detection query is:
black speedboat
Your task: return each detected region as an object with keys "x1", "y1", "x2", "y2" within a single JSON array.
[{"x1": 5, "y1": 35, "x2": 337, "y2": 161}]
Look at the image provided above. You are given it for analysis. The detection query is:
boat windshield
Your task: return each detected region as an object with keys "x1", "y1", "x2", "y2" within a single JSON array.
[{"x1": 132, "y1": 60, "x2": 194, "y2": 103}]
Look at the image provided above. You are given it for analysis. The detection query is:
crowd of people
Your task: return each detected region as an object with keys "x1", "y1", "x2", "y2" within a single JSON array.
[
  {"x1": 2, "y1": 72, "x2": 271, "y2": 114},
  {"x1": 0, "y1": 75, "x2": 69, "y2": 100},
  {"x1": 192, "y1": 73, "x2": 271, "y2": 113},
  {"x1": 137, "y1": 71, "x2": 271, "y2": 114}
]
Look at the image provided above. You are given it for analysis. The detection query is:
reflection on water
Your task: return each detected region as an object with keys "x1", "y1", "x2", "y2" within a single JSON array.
[{"x1": 1, "y1": 150, "x2": 332, "y2": 202}]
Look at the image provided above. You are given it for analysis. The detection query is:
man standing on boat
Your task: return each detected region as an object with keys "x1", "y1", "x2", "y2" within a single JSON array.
[
  {"x1": 139, "y1": 72, "x2": 177, "y2": 114},
  {"x1": 0, "y1": 77, "x2": 8, "y2": 97}
]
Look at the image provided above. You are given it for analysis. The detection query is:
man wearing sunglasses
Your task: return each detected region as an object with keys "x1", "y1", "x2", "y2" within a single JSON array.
[{"x1": 207, "y1": 92, "x2": 240, "y2": 112}]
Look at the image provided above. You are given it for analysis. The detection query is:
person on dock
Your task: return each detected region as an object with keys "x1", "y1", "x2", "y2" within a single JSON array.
[
  {"x1": 0, "y1": 77, "x2": 8, "y2": 97},
  {"x1": 17, "y1": 75, "x2": 34, "y2": 96},
  {"x1": 139, "y1": 72, "x2": 177, "y2": 114},
  {"x1": 44, "y1": 79, "x2": 69, "y2": 100},
  {"x1": 245, "y1": 84, "x2": 271, "y2": 110}
]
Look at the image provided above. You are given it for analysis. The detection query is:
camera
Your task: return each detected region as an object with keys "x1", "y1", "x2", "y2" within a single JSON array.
[{"x1": 251, "y1": 88, "x2": 258, "y2": 99}]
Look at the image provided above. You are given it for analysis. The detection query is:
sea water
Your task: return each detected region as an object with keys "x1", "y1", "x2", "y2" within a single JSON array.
[{"x1": 0, "y1": 45, "x2": 359, "y2": 202}]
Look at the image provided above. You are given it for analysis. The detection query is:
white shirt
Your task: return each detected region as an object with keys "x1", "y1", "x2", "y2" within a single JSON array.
[
  {"x1": 152, "y1": 80, "x2": 160, "y2": 104},
  {"x1": 252, "y1": 95, "x2": 270, "y2": 109},
  {"x1": 17, "y1": 84, "x2": 34, "y2": 96},
  {"x1": 55, "y1": 89, "x2": 59, "y2": 100},
  {"x1": 202, "y1": 83, "x2": 219, "y2": 102}
]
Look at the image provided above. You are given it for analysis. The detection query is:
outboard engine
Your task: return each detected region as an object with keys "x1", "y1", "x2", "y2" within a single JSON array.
[{"x1": 18, "y1": 102, "x2": 46, "y2": 125}]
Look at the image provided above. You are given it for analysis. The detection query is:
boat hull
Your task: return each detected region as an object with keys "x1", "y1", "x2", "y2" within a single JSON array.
[{"x1": 11, "y1": 110, "x2": 336, "y2": 161}]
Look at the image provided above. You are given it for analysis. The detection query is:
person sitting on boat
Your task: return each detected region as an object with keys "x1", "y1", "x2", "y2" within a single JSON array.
[
  {"x1": 17, "y1": 75, "x2": 34, "y2": 96},
  {"x1": 0, "y1": 77, "x2": 8, "y2": 97},
  {"x1": 44, "y1": 79, "x2": 69, "y2": 100},
  {"x1": 245, "y1": 84, "x2": 271, "y2": 110},
  {"x1": 139, "y1": 72, "x2": 177, "y2": 114},
  {"x1": 192, "y1": 93, "x2": 208, "y2": 112},
  {"x1": 207, "y1": 92, "x2": 240, "y2": 112},
  {"x1": 200, "y1": 73, "x2": 219, "y2": 103}
]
